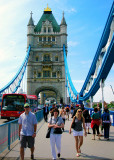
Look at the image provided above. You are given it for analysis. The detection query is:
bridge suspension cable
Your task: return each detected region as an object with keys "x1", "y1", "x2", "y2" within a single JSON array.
[
  {"x1": 63, "y1": 44, "x2": 78, "y2": 103},
  {"x1": 0, "y1": 45, "x2": 31, "y2": 95}
]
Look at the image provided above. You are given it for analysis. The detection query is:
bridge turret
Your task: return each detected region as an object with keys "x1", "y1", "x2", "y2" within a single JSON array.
[
  {"x1": 60, "y1": 12, "x2": 67, "y2": 47},
  {"x1": 27, "y1": 11, "x2": 34, "y2": 48}
]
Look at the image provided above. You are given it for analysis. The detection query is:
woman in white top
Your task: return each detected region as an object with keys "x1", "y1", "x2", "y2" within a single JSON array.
[{"x1": 48, "y1": 108, "x2": 64, "y2": 159}]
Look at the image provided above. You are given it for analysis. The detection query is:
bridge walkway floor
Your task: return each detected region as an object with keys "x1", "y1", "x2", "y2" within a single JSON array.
[{"x1": 0, "y1": 116, "x2": 114, "y2": 160}]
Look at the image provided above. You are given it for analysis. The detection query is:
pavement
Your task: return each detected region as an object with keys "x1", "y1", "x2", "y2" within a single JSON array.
[{"x1": 0, "y1": 116, "x2": 114, "y2": 160}]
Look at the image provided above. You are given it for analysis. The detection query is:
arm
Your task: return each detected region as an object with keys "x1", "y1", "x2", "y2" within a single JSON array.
[
  {"x1": 32, "y1": 124, "x2": 37, "y2": 138},
  {"x1": 83, "y1": 117, "x2": 87, "y2": 137},
  {"x1": 19, "y1": 124, "x2": 22, "y2": 137}
]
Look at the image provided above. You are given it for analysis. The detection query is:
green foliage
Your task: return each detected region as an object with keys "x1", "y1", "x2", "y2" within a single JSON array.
[{"x1": 86, "y1": 99, "x2": 90, "y2": 103}]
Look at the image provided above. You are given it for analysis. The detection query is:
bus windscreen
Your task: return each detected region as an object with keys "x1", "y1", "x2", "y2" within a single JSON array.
[{"x1": 2, "y1": 95, "x2": 25, "y2": 111}]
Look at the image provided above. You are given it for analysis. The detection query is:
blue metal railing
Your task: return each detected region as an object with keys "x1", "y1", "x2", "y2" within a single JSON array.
[{"x1": 0, "y1": 109, "x2": 43, "y2": 153}]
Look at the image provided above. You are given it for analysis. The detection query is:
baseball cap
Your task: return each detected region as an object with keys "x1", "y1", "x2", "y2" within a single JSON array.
[{"x1": 24, "y1": 103, "x2": 30, "y2": 108}]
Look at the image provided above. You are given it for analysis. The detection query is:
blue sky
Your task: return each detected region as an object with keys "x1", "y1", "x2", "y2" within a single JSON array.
[{"x1": 0, "y1": 0, "x2": 114, "y2": 103}]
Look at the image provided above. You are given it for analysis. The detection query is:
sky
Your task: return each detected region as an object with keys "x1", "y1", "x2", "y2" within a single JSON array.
[{"x1": 0, "y1": 0, "x2": 114, "y2": 103}]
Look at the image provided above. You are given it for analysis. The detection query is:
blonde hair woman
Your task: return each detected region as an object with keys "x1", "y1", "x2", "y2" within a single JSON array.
[{"x1": 69, "y1": 109, "x2": 87, "y2": 157}]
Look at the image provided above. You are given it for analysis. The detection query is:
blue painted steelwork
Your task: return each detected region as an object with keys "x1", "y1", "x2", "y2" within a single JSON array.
[
  {"x1": 63, "y1": 44, "x2": 78, "y2": 102},
  {"x1": 0, "y1": 45, "x2": 31, "y2": 94},
  {"x1": 79, "y1": 35, "x2": 114, "y2": 101},
  {"x1": 0, "y1": 109, "x2": 43, "y2": 153},
  {"x1": 80, "y1": 2, "x2": 114, "y2": 98}
]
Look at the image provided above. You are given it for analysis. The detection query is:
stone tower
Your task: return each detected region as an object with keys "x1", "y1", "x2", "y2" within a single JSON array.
[{"x1": 27, "y1": 5, "x2": 67, "y2": 104}]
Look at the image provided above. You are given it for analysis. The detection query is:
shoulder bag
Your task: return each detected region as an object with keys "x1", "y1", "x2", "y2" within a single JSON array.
[
  {"x1": 71, "y1": 116, "x2": 76, "y2": 129},
  {"x1": 53, "y1": 117, "x2": 63, "y2": 134},
  {"x1": 46, "y1": 117, "x2": 52, "y2": 138}
]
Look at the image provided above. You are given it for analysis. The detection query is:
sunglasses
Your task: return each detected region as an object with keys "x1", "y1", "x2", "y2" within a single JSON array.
[
  {"x1": 78, "y1": 111, "x2": 82, "y2": 112},
  {"x1": 24, "y1": 106, "x2": 29, "y2": 108}
]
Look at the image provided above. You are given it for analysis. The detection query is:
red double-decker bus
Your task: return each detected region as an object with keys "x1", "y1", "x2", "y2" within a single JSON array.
[{"x1": 1, "y1": 93, "x2": 38, "y2": 120}]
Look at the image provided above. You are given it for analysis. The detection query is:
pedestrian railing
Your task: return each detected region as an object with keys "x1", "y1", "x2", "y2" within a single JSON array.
[
  {"x1": 84, "y1": 107, "x2": 114, "y2": 126},
  {"x1": 0, "y1": 109, "x2": 43, "y2": 153}
]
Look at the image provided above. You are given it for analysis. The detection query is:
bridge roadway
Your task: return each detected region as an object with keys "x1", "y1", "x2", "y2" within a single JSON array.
[{"x1": 0, "y1": 116, "x2": 114, "y2": 160}]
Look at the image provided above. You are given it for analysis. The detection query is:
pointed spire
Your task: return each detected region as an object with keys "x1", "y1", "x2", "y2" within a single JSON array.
[
  {"x1": 28, "y1": 11, "x2": 34, "y2": 26},
  {"x1": 60, "y1": 11, "x2": 67, "y2": 25}
]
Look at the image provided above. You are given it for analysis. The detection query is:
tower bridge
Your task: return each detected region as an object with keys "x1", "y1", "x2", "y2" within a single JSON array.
[
  {"x1": 27, "y1": 5, "x2": 67, "y2": 104},
  {"x1": 0, "y1": 2, "x2": 114, "y2": 159}
]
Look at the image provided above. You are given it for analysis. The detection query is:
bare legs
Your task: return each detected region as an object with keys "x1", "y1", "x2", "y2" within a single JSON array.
[
  {"x1": 20, "y1": 148, "x2": 24, "y2": 160},
  {"x1": 20, "y1": 147, "x2": 34, "y2": 160},
  {"x1": 74, "y1": 136, "x2": 83, "y2": 157}
]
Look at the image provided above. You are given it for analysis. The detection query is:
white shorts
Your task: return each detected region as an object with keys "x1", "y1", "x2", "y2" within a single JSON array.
[
  {"x1": 85, "y1": 123, "x2": 90, "y2": 128},
  {"x1": 73, "y1": 130, "x2": 83, "y2": 136}
]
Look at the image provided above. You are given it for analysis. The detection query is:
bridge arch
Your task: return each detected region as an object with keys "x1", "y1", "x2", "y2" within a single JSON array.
[{"x1": 35, "y1": 86, "x2": 62, "y2": 104}]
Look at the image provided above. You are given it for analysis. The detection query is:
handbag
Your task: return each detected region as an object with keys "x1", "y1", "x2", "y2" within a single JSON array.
[
  {"x1": 53, "y1": 128, "x2": 62, "y2": 134},
  {"x1": 71, "y1": 116, "x2": 76, "y2": 129},
  {"x1": 46, "y1": 117, "x2": 52, "y2": 138},
  {"x1": 46, "y1": 128, "x2": 51, "y2": 138},
  {"x1": 53, "y1": 117, "x2": 63, "y2": 134}
]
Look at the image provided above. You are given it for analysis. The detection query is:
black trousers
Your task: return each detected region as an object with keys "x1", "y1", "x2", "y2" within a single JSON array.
[{"x1": 92, "y1": 124, "x2": 100, "y2": 135}]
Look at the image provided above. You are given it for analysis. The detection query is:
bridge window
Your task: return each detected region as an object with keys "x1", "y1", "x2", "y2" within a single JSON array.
[
  {"x1": 48, "y1": 27, "x2": 51, "y2": 32},
  {"x1": 37, "y1": 72, "x2": 41, "y2": 78},
  {"x1": 52, "y1": 72, "x2": 56, "y2": 77},
  {"x1": 35, "y1": 56, "x2": 39, "y2": 62},
  {"x1": 43, "y1": 71, "x2": 50, "y2": 77},
  {"x1": 43, "y1": 54, "x2": 50, "y2": 62},
  {"x1": 39, "y1": 37, "x2": 42, "y2": 42},
  {"x1": 52, "y1": 37, "x2": 55, "y2": 41},
  {"x1": 48, "y1": 37, "x2": 51, "y2": 42},
  {"x1": 55, "y1": 56, "x2": 58, "y2": 61},
  {"x1": 43, "y1": 37, "x2": 46, "y2": 42},
  {"x1": 44, "y1": 27, "x2": 46, "y2": 33}
]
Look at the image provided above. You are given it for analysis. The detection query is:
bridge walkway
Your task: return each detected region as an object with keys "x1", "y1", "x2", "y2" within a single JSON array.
[{"x1": 0, "y1": 116, "x2": 114, "y2": 160}]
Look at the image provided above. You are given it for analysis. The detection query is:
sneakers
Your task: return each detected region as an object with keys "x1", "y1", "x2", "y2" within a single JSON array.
[
  {"x1": 31, "y1": 154, "x2": 34, "y2": 160},
  {"x1": 57, "y1": 153, "x2": 60, "y2": 158}
]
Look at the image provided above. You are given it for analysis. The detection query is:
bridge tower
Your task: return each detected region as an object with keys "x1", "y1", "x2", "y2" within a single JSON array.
[{"x1": 27, "y1": 5, "x2": 67, "y2": 104}]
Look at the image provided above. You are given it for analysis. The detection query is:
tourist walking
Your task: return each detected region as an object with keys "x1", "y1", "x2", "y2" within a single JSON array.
[
  {"x1": 102, "y1": 108, "x2": 111, "y2": 140},
  {"x1": 69, "y1": 109, "x2": 87, "y2": 157},
  {"x1": 65, "y1": 105, "x2": 70, "y2": 120},
  {"x1": 18, "y1": 103, "x2": 37, "y2": 160},
  {"x1": 91, "y1": 107, "x2": 101, "y2": 140},
  {"x1": 83, "y1": 109, "x2": 91, "y2": 134},
  {"x1": 48, "y1": 108, "x2": 64, "y2": 159},
  {"x1": 43, "y1": 104, "x2": 49, "y2": 122},
  {"x1": 60, "y1": 106, "x2": 66, "y2": 131},
  {"x1": 70, "y1": 104, "x2": 74, "y2": 118}
]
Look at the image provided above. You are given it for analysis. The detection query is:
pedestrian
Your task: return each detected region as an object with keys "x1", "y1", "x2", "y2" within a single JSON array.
[
  {"x1": 72, "y1": 104, "x2": 79, "y2": 118},
  {"x1": 65, "y1": 105, "x2": 70, "y2": 120},
  {"x1": 43, "y1": 104, "x2": 49, "y2": 122},
  {"x1": 91, "y1": 107, "x2": 101, "y2": 140},
  {"x1": 70, "y1": 104, "x2": 74, "y2": 118},
  {"x1": 50, "y1": 104, "x2": 56, "y2": 117},
  {"x1": 69, "y1": 109, "x2": 87, "y2": 157},
  {"x1": 60, "y1": 106, "x2": 66, "y2": 131},
  {"x1": 102, "y1": 108, "x2": 111, "y2": 140},
  {"x1": 48, "y1": 108, "x2": 64, "y2": 159},
  {"x1": 18, "y1": 103, "x2": 37, "y2": 160},
  {"x1": 83, "y1": 109, "x2": 91, "y2": 134}
]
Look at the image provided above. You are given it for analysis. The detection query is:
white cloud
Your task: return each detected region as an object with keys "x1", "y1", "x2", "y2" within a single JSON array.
[{"x1": 68, "y1": 41, "x2": 79, "y2": 47}]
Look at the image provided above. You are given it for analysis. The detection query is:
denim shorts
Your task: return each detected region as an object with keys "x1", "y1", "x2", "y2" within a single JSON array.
[
  {"x1": 20, "y1": 135, "x2": 34, "y2": 148},
  {"x1": 73, "y1": 130, "x2": 83, "y2": 136}
]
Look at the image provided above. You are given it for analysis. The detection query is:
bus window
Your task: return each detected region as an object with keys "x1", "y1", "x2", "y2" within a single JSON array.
[{"x1": 2, "y1": 95, "x2": 25, "y2": 111}]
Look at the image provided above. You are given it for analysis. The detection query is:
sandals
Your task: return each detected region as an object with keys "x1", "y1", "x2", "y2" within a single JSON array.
[
  {"x1": 76, "y1": 153, "x2": 80, "y2": 157},
  {"x1": 92, "y1": 138, "x2": 95, "y2": 140}
]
